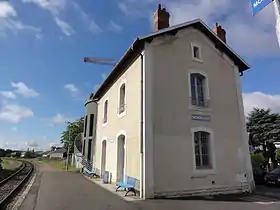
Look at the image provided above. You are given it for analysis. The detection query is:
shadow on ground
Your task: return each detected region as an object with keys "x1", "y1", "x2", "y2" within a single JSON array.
[
  {"x1": 153, "y1": 192, "x2": 280, "y2": 203},
  {"x1": 0, "y1": 169, "x2": 17, "y2": 181}
]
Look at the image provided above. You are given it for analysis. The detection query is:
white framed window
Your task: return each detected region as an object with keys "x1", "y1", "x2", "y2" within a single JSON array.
[
  {"x1": 190, "y1": 73, "x2": 209, "y2": 107},
  {"x1": 191, "y1": 127, "x2": 216, "y2": 175},
  {"x1": 191, "y1": 42, "x2": 203, "y2": 62},
  {"x1": 194, "y1": 131, "x2": 212, "y2": 169},
  {"x1": 118, "y1": 81, "x2": 126, "y2": 117},
  {"x1": 103, "y1": 100, "x2": 108, "y2": 124}
]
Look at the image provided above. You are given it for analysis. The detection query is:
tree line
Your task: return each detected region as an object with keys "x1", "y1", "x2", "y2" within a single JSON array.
[{"x1": 0, "y1": 148, "x2": 38, "y2": 158}]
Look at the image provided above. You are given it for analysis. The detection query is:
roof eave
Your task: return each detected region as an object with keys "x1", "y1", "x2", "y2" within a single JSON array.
[
  {"x1": 93, "y1": 19, "x2": 250, "y2": 100},
  {"x1": 93, "y1": 38, "x2": 142, "y2": 100},
  {"x1": 140, "y1": 19, "x2": 250, "y2": 72}
]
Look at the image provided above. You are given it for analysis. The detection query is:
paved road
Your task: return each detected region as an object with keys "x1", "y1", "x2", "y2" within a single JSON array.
[{"x1": 19, "y1": 164, "x2": 280, "y2": 210}]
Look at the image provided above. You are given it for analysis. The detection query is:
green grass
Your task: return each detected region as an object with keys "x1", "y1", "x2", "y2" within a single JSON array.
[
  {"x1": 1, "y1": 158, "x2": 22, "y2": 170},
  {"x1": 35, "y1": 158, "x2": 80, "y2": 172}
]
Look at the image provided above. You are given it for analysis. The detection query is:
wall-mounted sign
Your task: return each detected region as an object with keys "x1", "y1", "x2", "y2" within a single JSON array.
[
  {"x1": 191, "y1": 114, "x2": 211, "y2": 122},
  {"x1": 250, "y1": 0, "x2": 273, "y2": 15}
]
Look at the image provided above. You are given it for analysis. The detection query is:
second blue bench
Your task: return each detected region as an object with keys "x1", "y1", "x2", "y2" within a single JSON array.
[{"x1": 116, "y1": 176, "x2": 136, "y2": 196}]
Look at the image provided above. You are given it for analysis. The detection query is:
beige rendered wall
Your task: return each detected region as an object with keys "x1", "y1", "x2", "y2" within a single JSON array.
[
  {"x1": 145, "y1": 27, "x2": 252, "y2": 196},
  {"x1": 94, "y1": 57, "x2": 142, "y2": 185}
]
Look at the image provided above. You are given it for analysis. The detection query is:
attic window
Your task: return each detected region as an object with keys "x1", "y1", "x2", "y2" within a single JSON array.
[
  {"x1": 193, "y1": 46, "x2": 200, "y2": 58},
  {"x1": 191, "y1": 43, "x2": 203, "y2": 62}
]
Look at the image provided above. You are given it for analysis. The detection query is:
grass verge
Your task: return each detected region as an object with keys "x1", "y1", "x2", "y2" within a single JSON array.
[
  {"x1": 35, "y1": 158, "x2": 80, "y2": 172},
  {"x1": 1, "y1": 158, "x2": 22, "y2": 170}
]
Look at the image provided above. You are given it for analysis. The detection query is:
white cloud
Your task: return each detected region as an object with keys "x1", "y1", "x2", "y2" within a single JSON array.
[
  {"x1": 8, "y1": 19, "x2": 40, "y2": 31},
  {"x1": 54, "y1": 17, "x2": 75, "y2": 36},
  {"x1": 64, "y1": 83, "x2": 87, "y2": 101},
  {"x1": 22, "y1": 0, "x2": 67, "y2": 15},
  {"x1": 11, "y1": 82, "x2": 39, "y2": 98},
  {"x1": 108, "y1": 20, "x2": 123, "y2": 33},
  {"x1": 49, "y1": 113, "x2": 70, "y2": 124},
  {"x1": 72, "y1": 2, "x2": 102, "y2": 34},
  {"x1": 49, "y1": 142, "x2": 61, "y2": 148},
  {"x1": 243, "y1": 92, "x2": 280, "y2": 115},
  {"x1": 22, "y1": 0, "x2": 71, "y2": 37},
  {"x1": 0, "y1": 2, "x2": 40, "y2": 35},
  {"x1": 22, "y1": 1, "x2": 101, "y2": 35},
  {"x1": 0, "y1": 2, "x2": 17, "y2": 18},
  {"x1": 0, "y1": 135, "x2": 60, "y2": 151},
  {"x1": 0, "y1": 91, "x2": 16, "y2": 99},
  {"x1": 118, "y1": 0, "x2": 278, "y2": 56},
  {"x1": 0, "y1": 19, "x2": 40, "y2": 34},
  {"x1": 0, "y1": 103, "x2": 34, "y2": 123},
  {"x1": 64, "y1": 83, "x2": 78, "y2": 94}
]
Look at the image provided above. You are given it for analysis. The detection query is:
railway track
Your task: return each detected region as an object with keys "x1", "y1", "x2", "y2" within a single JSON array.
[{"x1": 0, "y1": 160, "x2": 34, "y2": 209}]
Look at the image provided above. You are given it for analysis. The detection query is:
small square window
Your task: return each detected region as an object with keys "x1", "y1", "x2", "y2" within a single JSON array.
[{"x1": 193, "y1": 46, "x2": 200, "y2": 59}]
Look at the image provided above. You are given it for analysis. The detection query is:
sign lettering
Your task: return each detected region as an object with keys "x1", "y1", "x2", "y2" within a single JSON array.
[
  {"x1": 250, "y1": 0, "x2": 273, "y2": 15},
  {"x1": 191, "y1": 114, "x2": 211, "y2": 122}
]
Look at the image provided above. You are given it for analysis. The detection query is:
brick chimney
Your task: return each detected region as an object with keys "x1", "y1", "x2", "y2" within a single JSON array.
[
  {"x1": 154, "y1": 4, "x2": 170, "y2": 31},
  {"x1": 213, "y1": 23, "x2": 226, "y2": 43}
]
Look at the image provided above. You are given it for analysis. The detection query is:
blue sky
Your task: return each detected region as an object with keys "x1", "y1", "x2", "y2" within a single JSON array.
[{"x1": 0, "y1": 0, "x2": 279, "y2": 151}]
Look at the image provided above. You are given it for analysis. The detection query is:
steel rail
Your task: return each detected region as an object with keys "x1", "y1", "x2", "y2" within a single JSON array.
[{"x1": 0, "y1": 160, "x2": 34, "y2": 209}]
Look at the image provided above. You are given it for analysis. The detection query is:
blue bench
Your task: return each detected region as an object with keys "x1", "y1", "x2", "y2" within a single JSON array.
[
  {"x1": 116, "y1": 176, "x2": 137, "y2": 196},
  {"x1": 83, "y1": 168, "x2": 98, "y2": 178}
]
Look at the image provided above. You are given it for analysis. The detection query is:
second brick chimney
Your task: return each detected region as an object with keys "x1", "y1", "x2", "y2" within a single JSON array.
[
  {"x1": 213, "y1": 23, "x2": 226, "y2": 43},
  {"x1": 153, "y1": 4, "x2": 170, "y2": 32}
]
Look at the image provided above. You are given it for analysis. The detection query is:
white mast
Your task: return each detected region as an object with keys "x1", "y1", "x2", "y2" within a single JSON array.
[{"x1": 274, "y1": 0, "x2": 280, "y2": 47}]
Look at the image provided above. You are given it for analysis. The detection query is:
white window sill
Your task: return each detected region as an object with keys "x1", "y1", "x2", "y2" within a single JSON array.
[
  {"x1": 117, "y1": 111, "x2": 126, "y2": 118},
  {"x1": 192, "y1": 57, "x2": 203, "y2": 63},
  {"x1": 191, "y1": 168, "x2": 216, "y2": 178},
  {"x1": 188, "y1": 97, "x2": 211, "y2": 111},
  {"x1": 102, "y1": 122, "x2": 108, "y2": 127},
  {"x1": 189, "y1": 105, "x2": 212, "y2": 112}
]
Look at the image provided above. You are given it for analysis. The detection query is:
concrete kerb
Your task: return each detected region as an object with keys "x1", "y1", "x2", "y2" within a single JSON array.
[{"x1": 82, "y1": 174, "x2": 142, "y2": 202}]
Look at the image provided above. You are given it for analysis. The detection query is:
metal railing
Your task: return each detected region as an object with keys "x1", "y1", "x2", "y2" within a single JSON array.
[
  {"x1": 81, "y1": 156, "x2": 93, "y2": 171},
  {"x1": 118, "y1": 103, "x2": 126, "y2": 114}
]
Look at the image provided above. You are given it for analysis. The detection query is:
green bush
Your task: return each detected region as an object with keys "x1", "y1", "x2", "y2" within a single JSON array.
[
  {"x1": 251, "y1": 153, "x2": 265, "y2": 168},
  {"x1": 276, "y1": 149, "x2": 280, "y2": 163}
]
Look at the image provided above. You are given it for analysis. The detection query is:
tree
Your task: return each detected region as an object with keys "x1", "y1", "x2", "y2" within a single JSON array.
[
  {"x1": 10, "y1": 151, "x2": 21, "y2": 158},
  {"x1": 60, "y1": 117, "x2": 84, "y2": 154},
  {"x1": 251, "y1": 152, "x2": 265, "y2": 168},
  {"x1": 247, "y1": 108, "x2": 280, "y2": 169},
  {"x1": 5, "y1": 149, "x2": 13, "y2": 157},
  {"x1": 0, "y1": 148, "x2": 6, "y2": 157},
  {"x1": 276, "y1": 149, "x2": 280, "y2": 163},
  {"x1": 25, "y1": 150, "x2": 37, "y2": 158}
]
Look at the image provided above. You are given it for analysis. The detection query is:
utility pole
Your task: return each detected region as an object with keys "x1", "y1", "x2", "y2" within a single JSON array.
[
  {"x1": 65, "y1": 122, "x2": 79, "y2": 171},
  {"x1": 274, "y1": 0, "x2": 280, "y2": 47},
  {"x1": 66, "y1": 128, "x2": 71, "y2": 171}
]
